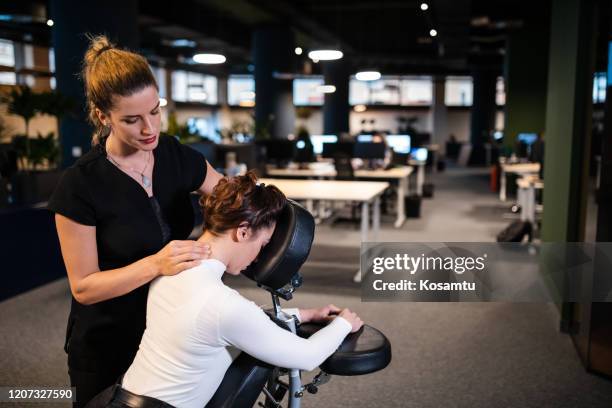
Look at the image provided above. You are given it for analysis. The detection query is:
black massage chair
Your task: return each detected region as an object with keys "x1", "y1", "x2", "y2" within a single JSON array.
[{"x1": 206, "y1": 200, "x2": 391, "y2": 408}]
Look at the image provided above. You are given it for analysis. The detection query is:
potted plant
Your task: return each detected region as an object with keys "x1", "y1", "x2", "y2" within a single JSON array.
[
  {"x1": 4, "y1": 86, "x2": 37, "y2": 169},
  {"x1": 1, "y1": 86, "x2": 73, "y2": 205},
  {"x1": 166, "y1": 112, "x2": 201, "y2": 144}
]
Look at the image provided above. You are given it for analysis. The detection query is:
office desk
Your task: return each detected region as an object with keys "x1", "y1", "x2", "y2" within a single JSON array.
[
  {"x1": 259, "y1": 178, "x2": 388, "y2": 243},
  {"x1": 499, "y1": 162, "x2": 541, "y2": 201},
  {"x1": 265, "y1": 166, "x2": 335, "y2": 178},
  {"x1": 265, "y1": 166, "x2": 413, "y2": 227},
  {"x1": 354, "y1": 167, "x2": 413, "y2": 227}
]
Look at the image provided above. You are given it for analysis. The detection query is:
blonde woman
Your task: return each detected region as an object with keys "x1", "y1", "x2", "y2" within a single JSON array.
[{"x1": 48, "y1": 35, "x2": 222, "y2": 407}]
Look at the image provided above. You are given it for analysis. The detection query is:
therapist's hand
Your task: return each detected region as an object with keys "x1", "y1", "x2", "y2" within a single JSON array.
[{"x1": 149, "y1": 240, "x2": 212, "y2": 277}]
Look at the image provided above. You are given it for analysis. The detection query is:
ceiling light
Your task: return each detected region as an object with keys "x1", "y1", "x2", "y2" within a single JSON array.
[
  {"x1": 429, "y1": 29, "x2": 438, "y2": 37},
  {"x1": 295, "y1": 47, "x2": 303, "y2": 55},
  {"x1": 316, "y1": 85, "x2": 336, "y2": 93},
  {"x1": 355, "y1": 71, "x2": 381, "y2": 81},
  {"x1": 159, "y1": 98, "x2": 168, "y2": 107},
  {"x1": 169, "y1": 39, "x2": 196, "y2": 48},
  {"x1": 193, "y1": 53, "x2": 226, "y2": 64},
  {"x1": 46, "y1": 19, "x2": 54, "y2": 27},
  {"x1": 420, "y1": 3, "x2": 429, "y2": 11},
  {"x1": 354, "y1": 104, "x2": 367, "y2": 112},
  {"x1": 308, "y1": 49, "x2": 343, "y2": 61}
]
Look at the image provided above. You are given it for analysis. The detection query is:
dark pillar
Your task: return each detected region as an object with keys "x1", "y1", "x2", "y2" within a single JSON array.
[
  {"x1": 504, "y1": 15, "x2": 550, "y2": 150},
  {"x1": 588, "y1": 4, "x2": 612, "y2": 379},
  {"x1": 431, "y1": 76, "x2": 448, "y2": 153},
  {"x1": 541, "y1": 0, "x2": 595, "y2": 243},
  {"x1": 50, "y1": 0, "x2": 139, "y2": 168},
  {"x1": 322, "y1": 60, "x2": 350, "y2": 136},
  {"x1": 253, "y1": 26, "x2": 295, "y2": 140},
  {"x1": 538, "y1": 0, "x2": 600, "y2": 372},
  {"x1": 469, "y1": 68, "x2": 497, "y2": 164}
]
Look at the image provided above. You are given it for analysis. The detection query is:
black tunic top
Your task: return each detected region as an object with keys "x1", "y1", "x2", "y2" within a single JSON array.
[{"x1": 48, "y1": 134, "x2": 207, "y2": 371}]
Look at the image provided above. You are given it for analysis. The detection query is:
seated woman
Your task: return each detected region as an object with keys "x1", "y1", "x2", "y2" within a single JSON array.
[{"x1": 105, "y1": 171, "x2": 363, "y2": 408}]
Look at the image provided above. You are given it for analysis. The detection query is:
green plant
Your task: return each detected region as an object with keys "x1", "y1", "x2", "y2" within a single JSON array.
[
  {"x1": 38, "y1": 90, "x2": 76, "y2": 129},
  {"x1": 295, "y1": 107, "x2": 313, "y2": 120},
  {"x1": 254, "y1": 114, "x2": 273, "y2": 141},
  {"x1": 1, "y1": 86, "x2": 73, "y2": 170},
  {"x1": 166, "y1": 112, "x2": 200, "y2": 144},
  {"x1": 230, "y1": 119, "x2": 253, "y2": 136},
  {"x1": 2, "y1": 86, "x2": 39, "y2": 159},
  {"x1": 38, "y1": 90, "x2": 76, "y2": 167},
  {"x1": 29, "y1": 132, "x2": 60, "y2": 169}
]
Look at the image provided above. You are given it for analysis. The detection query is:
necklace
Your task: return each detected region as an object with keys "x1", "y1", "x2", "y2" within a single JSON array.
[{"x1": 106, "y1": 151, "x2": 153, "y2": 188}]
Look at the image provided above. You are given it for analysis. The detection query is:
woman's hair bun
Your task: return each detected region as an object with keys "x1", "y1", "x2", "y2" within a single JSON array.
[
  {"x1": 84, "y1": 34, "x2": 115, "y2": 67},
  {"x1": 201, "y1": 170, "x2": 286, "y2": 235}
]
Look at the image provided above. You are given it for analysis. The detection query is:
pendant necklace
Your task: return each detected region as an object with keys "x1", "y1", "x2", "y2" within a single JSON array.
[{"x1": 107, "y1": 150, "x2": 153, "y2": 188}]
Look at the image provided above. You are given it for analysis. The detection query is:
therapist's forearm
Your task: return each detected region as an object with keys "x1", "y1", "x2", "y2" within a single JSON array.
[{"x1": 72, "y1": 257, "x2": 158, "y2": 305}]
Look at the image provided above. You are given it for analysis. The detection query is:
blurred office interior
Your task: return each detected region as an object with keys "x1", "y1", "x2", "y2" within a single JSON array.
[{"x1": 1, "y1": 1, "x2": 612, "y2": 407}]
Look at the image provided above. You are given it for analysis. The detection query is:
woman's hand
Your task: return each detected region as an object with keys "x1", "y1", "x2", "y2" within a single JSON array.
[
  {"x1": 148, "y1": 240, "x2": 212, "y2": 277},
  {"x1": 300, "y1": 304, "x2": 342, "y2": 323},
  {"x1": 299, "y1": 305, "x2": 364, "y2": 332},
  {"x1": 338, "y1": 308, "x2": 364, "y2": 333}
]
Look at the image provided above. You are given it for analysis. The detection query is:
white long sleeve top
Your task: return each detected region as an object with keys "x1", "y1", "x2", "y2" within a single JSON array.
[{"x1": 121, "y1": 259, "x2": 352, "y2": 408}]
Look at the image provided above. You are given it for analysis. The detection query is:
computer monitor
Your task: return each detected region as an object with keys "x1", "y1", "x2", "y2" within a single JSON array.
[
  {"x1": 356, "y1": 134, "x2": 374, "y2": 142},
  {"x1": 310, "y1": 135, "x2": 338, "y2": 155},
  {"x1": 294, "y1": 139, "x2": 314, "y2": 163},
  {"x1": 411, "y1": 147, "x2": 428, "y2": 162},
  {"x1": 187, "y1": 117, "x2": 220, "y2": 143},
  {"x1": 322, "y1": 141, "x2": 355, "y2": 158},
  {"x1": 385, "y1": 135, "x2": 411, "y2": 154},
  {"x1": 353, "y1": 142, "x2": 386, "y2": 159},
  {"x1": 516, "y1": 133, "x2": 538, "y2": 158},
  {"x1": 517, "y1": 133, "x2": 538, "y2": 145},
  {"x1": 258, "y1": 140, "x2": 296, "y2": 162}
]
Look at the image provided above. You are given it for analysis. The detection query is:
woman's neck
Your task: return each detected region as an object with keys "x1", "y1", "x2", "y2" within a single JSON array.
[
  {"x1": 197, "y1": 231, "x2": 231, "y2": 267},
  {"x1": 106, "y1": 134, "x2": 140, "y2": 159}
]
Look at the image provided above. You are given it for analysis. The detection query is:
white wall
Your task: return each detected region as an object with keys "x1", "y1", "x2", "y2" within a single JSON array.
[
  {"x1": 350, "y1": 109, "x2": 432, "y2": 135},
  {"x1": 447, "y1": 110, "x2": 471, "y2": 142},
  {"x1": 294, "y1": 108, "x2": 432, "y2": 137},
  {"x1": 169, "y1": 105, "x2": 506, "y2": 148},
  {"x1": 0, "y1": 104, "x2": 57, "y2": 142}
]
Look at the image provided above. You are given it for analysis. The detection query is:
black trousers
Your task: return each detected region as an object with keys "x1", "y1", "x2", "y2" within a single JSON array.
[{"x1": 69, "y1": 365, "x2": 125, "y2": 408}]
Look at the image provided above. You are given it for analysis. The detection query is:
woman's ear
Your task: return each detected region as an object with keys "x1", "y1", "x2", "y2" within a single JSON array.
[
  {"x1": 95, "y1": 108, "x2": 109, "y2": 127},
  {"x1": 236, "y1": 223, "x2": 252, "y2": 243}
]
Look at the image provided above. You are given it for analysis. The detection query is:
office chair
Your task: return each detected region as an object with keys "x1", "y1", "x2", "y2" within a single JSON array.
[
  {"x1": 332, "y1": 153, "x2": 361, "y2": 226},
  {"x1": 333, "y1": 152, "x2": 354, "y2": 181}
]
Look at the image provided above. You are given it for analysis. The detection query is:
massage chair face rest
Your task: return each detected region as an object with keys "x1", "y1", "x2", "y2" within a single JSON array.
[
  {"x1": 242, "y1": 199, "x2": 315, "y2": 291},
  {"x1": 241, "y1": 198, "x2": 392, "y2": 377}
]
